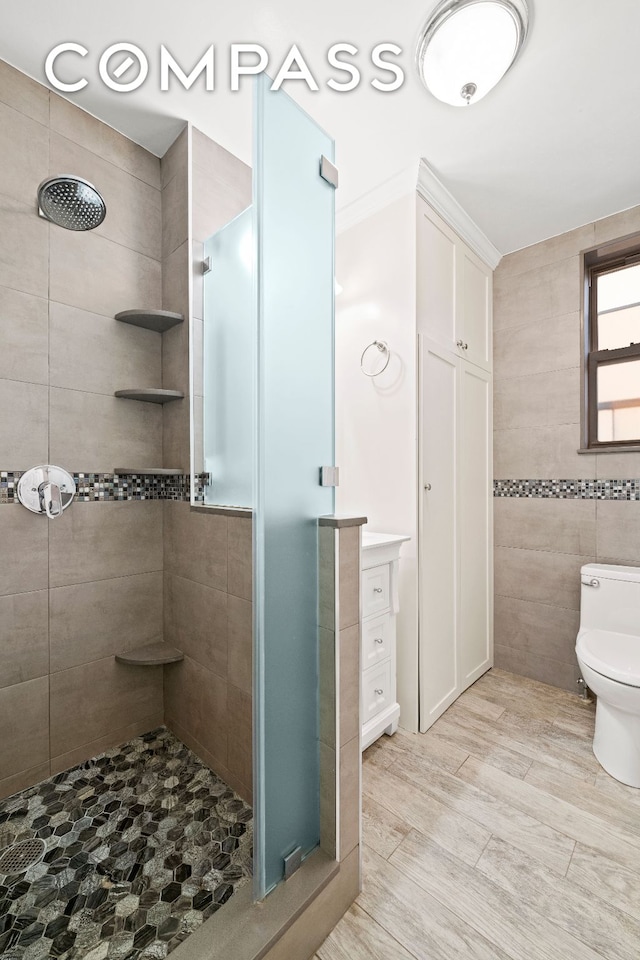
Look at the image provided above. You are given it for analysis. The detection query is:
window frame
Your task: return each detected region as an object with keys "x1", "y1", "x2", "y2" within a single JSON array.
[{"x1": 583, "y1": 240, "x2": 640, "y2": 450}]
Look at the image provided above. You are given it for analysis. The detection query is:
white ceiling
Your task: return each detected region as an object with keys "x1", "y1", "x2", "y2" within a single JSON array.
[{"x1": 1, "y1": 0, "x2": 639, "y2": 254}]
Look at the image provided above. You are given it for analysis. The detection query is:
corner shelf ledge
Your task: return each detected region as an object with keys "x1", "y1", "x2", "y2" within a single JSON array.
[
  {"x1": 116, "y1": 642, "x2": 184, "y2": 666},
  {"x1": 114, "y1": 468, "x2": 183, "y2": 475},
  {"x1": 114, "y1": 389, "x2": 184, "y2": 404},
  {"x1": 115, "y1": 309, "x2": 184, "y2": 333}
]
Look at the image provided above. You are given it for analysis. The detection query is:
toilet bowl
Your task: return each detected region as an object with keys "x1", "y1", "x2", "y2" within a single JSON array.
[{"x1": 576, "y1": 564, "x2": 640, "y2": 788}]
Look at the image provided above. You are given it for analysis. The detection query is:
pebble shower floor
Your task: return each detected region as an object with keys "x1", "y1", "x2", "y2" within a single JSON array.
[{"x1": 0, "y1": 728, "x2": 253, "y2": 959}]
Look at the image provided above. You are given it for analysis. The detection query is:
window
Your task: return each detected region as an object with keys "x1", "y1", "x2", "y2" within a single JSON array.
[{"x1": 584, "y1": 242, "x2": 640, "y2": 449}]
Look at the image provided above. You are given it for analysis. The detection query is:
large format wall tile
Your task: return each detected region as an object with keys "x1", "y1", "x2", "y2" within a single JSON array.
[
  {"x1": 163, "y1": 502, "x2": 227, "y2": 590},
  {"x1": 164, "y1": 654, "x2": 228, "y2": 768},
  {"x1": 162, "y1": 165, "x2": 189, "y2": 259},
  {"x1": 0, "y1": 58, "x2": 49, "y2": 125},
  {"x1": 0, "y1": 288, "x2": 48, "y2": 385},
  {"x1": 162, "y1": 400, "x2": 190, "y2": 474},
  {"x1": 50, "y1": 132, "x2": 162, "y2": 260},
  {"x1": 50, "y1": 93, "x2": 161, "y2": 190},
  {"x1": 50, "y1": 657, "x2": 163, "y2": 757},
  {"x1": 494, "y1": 645, "x2": 580, "y2": 692},
  {"x1": 162, "y1": 240, "x2": 189, "y2": 318},
  {"x1": 49, "y1": 501, "x2": 163, "y2": 587},
  {"x1": 494, "y1": 256, "x2": 581, "y2": 331},
  {"x1": 494, "y1": 595, "x2": 580, "y2": 664},
  {"x1": 494, "y1": 367, "x2": 581, "y2": 431},
  {"x1": 160, "y1": 128, "x2": 188, "y2": 190},
  {"x1": 164, "y1": 572, "x2": 228, "y2": 678},
  {"x1": 50, "y1": 302, "x2": 162, "y2": 396},
  {"x1": 0, "y1": 590, "x2": 48, "y2": 687},
  {"x1": 494, "y1": 546, "x2": 593, "y2": 611},
  {"x1": 494, "y1": 498, "x2": 596, "y2": 556},
  {"x1": 0, "y1": 676, "x2": 49, "y2": 780},
  {"x1": 227, "y1": 682, "x2": 252, "y2": 797},
  {"x1": 596, "y1": 500, "x2": 640, "y2": 565},
  {"x1": 228, "y1": 516, "x2": 252, "y2": 600},
  {"x1": 493, "y1": 424, "x2": 594, "y2": 479},
  {"x1": 50, "y1": 571, "x2": 163, "y2": 672},
  {"x1": 50, "y1": 228, "x2": 161, "y2": 319},
  {"x1": 227, "y1": 595, "x2": 252, "y2": 694},
  {"x1": 0, "y1": 504, "x2": 48, "y2": 597},
  {"x1": 0, "y1": 378, "x2": 48, "y2": 469},
  {"x1": 49, "y1": 388, "x2": 163, "y2": 473},
  {"x1": 493, "y1": 313, "x2": 580, "y2": 382},
  {"x1": 0, "y1": 101, "x2": 48, "y2": 208},
  {"x1": 0, "y1": 195, "x2": 49, "y2": 298}
]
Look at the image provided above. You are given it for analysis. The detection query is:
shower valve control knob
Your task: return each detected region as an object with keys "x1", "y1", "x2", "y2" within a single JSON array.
[{"x1": 17, "y1": 465, "x2": 76, "y2": 519}]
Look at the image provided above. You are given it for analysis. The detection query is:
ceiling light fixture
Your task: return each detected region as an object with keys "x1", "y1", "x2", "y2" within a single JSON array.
[{"x1": 416, "y1": 0, "x2": 529, "y2": 107}]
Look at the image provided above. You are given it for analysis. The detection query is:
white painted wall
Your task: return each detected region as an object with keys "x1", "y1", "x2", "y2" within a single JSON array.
[{"x1": 335, "y1": 192, "x2": 419, "y2": 732}]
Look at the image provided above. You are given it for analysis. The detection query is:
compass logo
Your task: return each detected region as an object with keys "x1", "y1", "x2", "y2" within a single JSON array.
[{"x1": 44, "y1": 42, "x2": 405, "y2": 94}]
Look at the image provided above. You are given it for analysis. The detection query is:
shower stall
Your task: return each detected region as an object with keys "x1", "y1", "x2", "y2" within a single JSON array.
[{"x1": 0, "y1": 61, "x2": 357, "y2": 960}]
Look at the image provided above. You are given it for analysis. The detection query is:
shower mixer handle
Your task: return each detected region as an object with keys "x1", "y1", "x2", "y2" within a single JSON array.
[
  {"x1": 39, "y1": 481, "x2": 62, "y2": 519},
  {"x1": 17, "y1": 465, "x2": 76, "y2": 519}
]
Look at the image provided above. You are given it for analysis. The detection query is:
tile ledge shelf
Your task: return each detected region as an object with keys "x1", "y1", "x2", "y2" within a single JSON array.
[
  {"x1": 115, "y1": 642, "x2": 184, "y2": 666},
  {"x1": 114, "y1": 468, "x2": 184, "y2": 475},
  {"x1": 114, "y1": 389, "x2": 184, "y2": 403},
  {"x1": 115, "y1": 309, "x2": 184, "y2": 333}
]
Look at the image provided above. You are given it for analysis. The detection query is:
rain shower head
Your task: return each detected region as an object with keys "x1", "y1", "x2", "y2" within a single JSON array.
[{"x1": 37, "y1": 175, "x2": 106, "y2": 231}]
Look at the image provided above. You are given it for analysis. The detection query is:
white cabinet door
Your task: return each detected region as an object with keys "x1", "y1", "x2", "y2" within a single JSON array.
[
  {"x1": 419, "y1": 336, "x2": 458, "y2": 731},
  {"x1": 417, "y1": 198, "x2": 492, "y2": 373},
  {"x1": 460, "y1": 247, "x2": 492, "y2": 372},
  {"x1": 417, "y1": 204, "x2": 456, "y2": 350},
  {"x1": 458, "y1": 361, "x2": 493, "y2": 685}
]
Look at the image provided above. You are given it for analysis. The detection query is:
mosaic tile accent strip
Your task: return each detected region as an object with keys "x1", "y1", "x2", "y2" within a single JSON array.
[
  {"x1": 0, "y1": 473, "x2": 209, "y2": 506},
  {"x1": 0, "y1": 727, "x2": 252, "y2": 960},
  {"x1": 494, "y1": 479, "x2": 640, "y2": 500}
]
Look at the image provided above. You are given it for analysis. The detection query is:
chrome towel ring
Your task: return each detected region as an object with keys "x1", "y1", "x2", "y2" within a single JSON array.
[{"x1": 361, "y1": 340, "x2": 390, "y2": 377}]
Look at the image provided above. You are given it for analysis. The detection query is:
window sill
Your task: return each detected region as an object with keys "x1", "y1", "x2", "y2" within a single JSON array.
[{"x1": 577, "y1": 446, "x2": 640, "y2": 454}]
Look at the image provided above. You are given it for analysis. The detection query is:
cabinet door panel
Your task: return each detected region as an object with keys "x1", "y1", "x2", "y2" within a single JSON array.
[
  {"x1": 417, "y1": 208, "x2": 456, "y2": 348},
  {"x1": 419, "y1": 337, "x2": 458, "y2": 731},
  {"x1": 458, "y1": 361, "x2": 492, "y2": 685},
  {"x1": 460, "y1": 249, "x2": 492, "y2": 371}
]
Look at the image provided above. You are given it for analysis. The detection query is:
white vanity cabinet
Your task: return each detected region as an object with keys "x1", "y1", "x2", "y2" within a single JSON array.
[{"x1": 361, "y1": 532, "x2": 410, "y2": 751}]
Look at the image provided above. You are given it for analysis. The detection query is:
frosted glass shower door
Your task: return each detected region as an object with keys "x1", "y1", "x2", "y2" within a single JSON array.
[
  {"x1": 203, "y1": 208, "x2": 253, "y2": 507},
  {"x1": 253, "y1": 75, "x2": 336, "y2": 898}
]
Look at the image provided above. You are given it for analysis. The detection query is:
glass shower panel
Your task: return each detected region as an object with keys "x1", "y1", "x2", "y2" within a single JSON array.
[
  {"x1": 253, "y1": 74, "x2": 336, "y2": 898},
  {"x1": 203, "y1": 208, "x2": 254, "y2": 508}
]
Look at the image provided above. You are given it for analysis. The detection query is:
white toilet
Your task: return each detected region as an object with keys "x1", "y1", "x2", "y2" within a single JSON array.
[{"x1": 576, "y1": 563, "x2": 640, "y2": 787}]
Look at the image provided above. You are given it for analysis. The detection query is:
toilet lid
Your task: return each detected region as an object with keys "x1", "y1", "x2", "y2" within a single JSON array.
[{"x1": 577, "y1": 629, "x2": 640, "y2": 687}]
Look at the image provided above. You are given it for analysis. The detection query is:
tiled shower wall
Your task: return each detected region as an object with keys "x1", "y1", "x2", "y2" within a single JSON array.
[
  {"x1": 162, "y1": 127, "x2": 254, "y2": 804},
  {"x1": 0, "y1": 59, "x2": 165, "y2": 798},
  {"x1": 494, "y1": 203, "x2": 640, "y2": 690},
  {"x1": 0, "y1": 60, "x2": 255, "y2": 804}
]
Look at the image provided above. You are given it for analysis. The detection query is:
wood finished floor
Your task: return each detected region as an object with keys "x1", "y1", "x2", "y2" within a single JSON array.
[{"x1": 316, "y1": 668, "x2": 640, "y2": 960}]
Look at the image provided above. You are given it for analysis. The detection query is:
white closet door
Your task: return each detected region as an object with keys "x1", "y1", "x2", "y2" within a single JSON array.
[
  {"x1": 458, "y1": 360, "x2": 493, "y2": 686},
  {"x1": 419, "y1": 336, "x2": 458, "y2": 731},
  {"x1": 460, "y1": 247, "x2": 492, "y2": 372},
  {"x1": 416, "y1": 205, "x2": 456, "y2": 350}
]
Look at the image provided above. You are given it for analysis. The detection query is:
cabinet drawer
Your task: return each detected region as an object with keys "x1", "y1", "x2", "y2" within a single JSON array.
[
  {"x1": 362, "y1": 660, "x2": 392, "y2": 724},
  {"x1": 362, "y1": 564, "x2": 390, "y2": 618},
  {"x1": 362, "y1": 613, "x2": 393, "y2": 669}
]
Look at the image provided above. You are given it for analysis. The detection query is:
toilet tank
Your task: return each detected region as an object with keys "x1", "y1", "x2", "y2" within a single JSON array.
[{"x1": 580, "y1": 563, "x2": 640, "y2": 636}]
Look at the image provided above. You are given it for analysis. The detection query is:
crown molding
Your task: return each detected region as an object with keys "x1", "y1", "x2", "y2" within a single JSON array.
[
  {"x1": 416, "y1": 159, "x2": 502, "y2": 269},
  {"x1": 336, "y1": 158, "x2": 503, "y2": 271}
]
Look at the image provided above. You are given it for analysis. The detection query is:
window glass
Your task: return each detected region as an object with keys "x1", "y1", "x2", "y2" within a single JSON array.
[
  {"x1": 597, "y1": 303, "x2": 640, "y2": 351},
  {"x1": 597, "y1": 358, "x2": 640, "y2": 442}
]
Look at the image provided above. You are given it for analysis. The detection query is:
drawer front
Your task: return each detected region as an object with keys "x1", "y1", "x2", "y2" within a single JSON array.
[
  {"x1": 362, "y1": 613, "x2": 393, "y2": 669},
  {"x1": 362, "y1": 660, "x2": 392, "y2": 724},
  {"x1": 362, "y1": 564, "x2": 390, "y2": 618}
]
